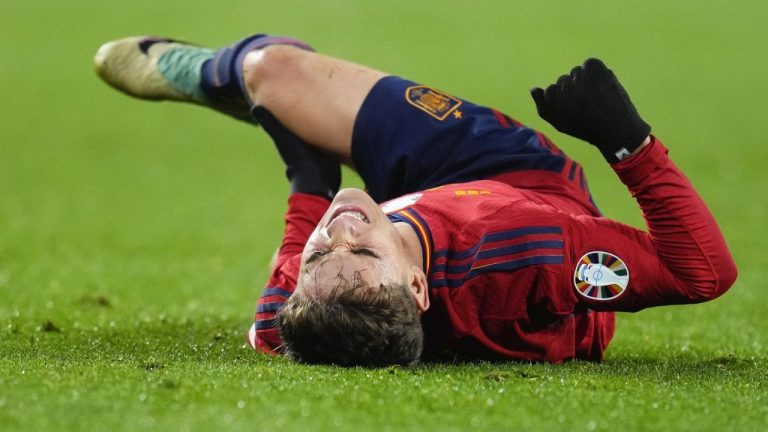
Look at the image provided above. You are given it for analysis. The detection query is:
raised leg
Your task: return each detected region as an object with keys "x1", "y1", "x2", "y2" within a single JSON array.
[
  {"x1": 94, "y1": 35, "x2": 388, "y2": 166},
  {"x1": 241, "y1": 46, "x2": 388, "y2": 164}
]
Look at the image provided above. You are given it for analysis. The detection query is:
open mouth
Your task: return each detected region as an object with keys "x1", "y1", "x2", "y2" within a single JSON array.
[{"x1": 327, "y1": 205, "x2": 370, "y2": 225}]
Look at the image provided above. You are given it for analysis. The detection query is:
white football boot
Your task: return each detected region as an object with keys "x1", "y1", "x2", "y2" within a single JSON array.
[
  {"x1": 94, "y1": 34, "x2": 313, "y2": 122},
  {"x1": 94, "y1": 36, "x2": 212, "y2": 103}
]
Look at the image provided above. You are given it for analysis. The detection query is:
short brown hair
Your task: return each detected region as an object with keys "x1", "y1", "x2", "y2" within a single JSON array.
[{"x1": 276, "y1": 283, "x2": 423, "y2": 367}]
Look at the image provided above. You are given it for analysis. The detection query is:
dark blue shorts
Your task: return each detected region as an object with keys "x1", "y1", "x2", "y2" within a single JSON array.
[{"x1": 351, "y1": 76, "x2": 594, "y2": 208}]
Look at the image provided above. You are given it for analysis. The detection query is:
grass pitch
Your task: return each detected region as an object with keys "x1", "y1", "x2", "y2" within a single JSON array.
[{"x1": 1, "y1": 0, "x2": 767, "y2": 431}]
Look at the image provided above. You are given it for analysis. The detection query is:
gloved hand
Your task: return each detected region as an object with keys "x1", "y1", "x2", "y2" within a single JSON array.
[
  {"x1": 530, "y1": 58, "x2": 651, "y2": 163},
  {"x1": 251, "y1": 106, "x2": 341, "y2": 200}
]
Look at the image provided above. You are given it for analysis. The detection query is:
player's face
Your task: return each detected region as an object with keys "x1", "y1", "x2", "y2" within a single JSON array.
[{"x1": 298, "y1": 188, "x2": 412, "y2": 297}]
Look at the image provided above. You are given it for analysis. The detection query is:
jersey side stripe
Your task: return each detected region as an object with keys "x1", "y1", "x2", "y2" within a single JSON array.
[
  {"x1": 568, "y1": 161, "x2": 578, "y2": 180},
  {"x1": 432, "y1": 255, "x2": 564, "y2": 288},
  {"x1": 257, "y1": 302, "x2": 284, "y2": 313},
  {"x1": 431, "y1": 226, "x2": 564, "y2": 288},
  {"x1": 255, "y1": 319, "x2": 277, "y2": 330},
  {"x1": 433, "y1": 226, "x2": 562, "y2": 260},
  {"x1": 433, "y1": 240, "x2": 564, "y2": 274},
  {"x1": 260, "y1": 287, "x2": 292, "y2": 298}
]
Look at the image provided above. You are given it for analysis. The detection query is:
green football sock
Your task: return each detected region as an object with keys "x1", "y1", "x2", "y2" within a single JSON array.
[{"x1": 156, "y1": 46, "x2": 215, "y2": 102}]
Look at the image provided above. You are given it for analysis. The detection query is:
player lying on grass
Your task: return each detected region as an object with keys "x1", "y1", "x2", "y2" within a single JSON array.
[{"x1": 94, "y1": 34, "x2": 737, "y2": 366}]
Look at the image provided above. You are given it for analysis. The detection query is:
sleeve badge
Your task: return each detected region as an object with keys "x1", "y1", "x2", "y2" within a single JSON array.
[{"x1": 573, "y1": 251, "x2": 629, "y2": 301}]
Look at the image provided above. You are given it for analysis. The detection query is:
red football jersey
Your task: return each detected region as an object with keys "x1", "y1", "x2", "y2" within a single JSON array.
[{"x1": 248, "y1": 138, "x2": 737, "y2": 362}]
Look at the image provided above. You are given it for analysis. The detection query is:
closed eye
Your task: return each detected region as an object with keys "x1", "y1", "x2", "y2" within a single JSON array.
[
  {"x1": 304, "y1": 248, "x2": 379, "y2": 266},
  {"x1": 304, "y1": 250, "x2": 328, "y2": 265},
  {"x1": 351, "y1": 248, "x2": 380, "y2": 259}
]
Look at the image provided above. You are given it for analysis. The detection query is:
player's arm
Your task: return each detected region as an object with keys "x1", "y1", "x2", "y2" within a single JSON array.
[
  {"x1": 563, "y1": 137, "x2": 737, "y2": 311},
  {"x1": 531, "y1": 59, "x2": 737, "y2": 310},
  {"x1": 248, "y1": 109, "x2": 339, "y2": 352}
]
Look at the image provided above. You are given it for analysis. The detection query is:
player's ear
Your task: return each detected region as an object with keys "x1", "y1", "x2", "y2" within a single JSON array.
[{"x1": 408, "y1": 266, "x2": 430, "y2": 313}]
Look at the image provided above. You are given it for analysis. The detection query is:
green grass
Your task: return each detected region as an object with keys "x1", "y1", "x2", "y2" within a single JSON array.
[{"x1": 1, "y1": 0, "x2": 767, "y2": 430}]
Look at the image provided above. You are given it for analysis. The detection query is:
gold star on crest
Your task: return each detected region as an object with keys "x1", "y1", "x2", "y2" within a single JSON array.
[{"x1": 452, "y1": 110, "x2": 463, "y2": 119}]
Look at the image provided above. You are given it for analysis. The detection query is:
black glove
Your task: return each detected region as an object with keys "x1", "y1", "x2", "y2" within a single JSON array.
[
  {"x1": 251, "y1": 106, "x2": 341, "y2": 200},
  {"x1": 530, "y1": 58, "x2": 651, "y2": 163}
]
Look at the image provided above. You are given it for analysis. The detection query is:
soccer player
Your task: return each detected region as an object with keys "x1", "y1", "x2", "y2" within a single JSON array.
[{"x1": 94, "y1": 34, "x2": 737, "y2": 366}]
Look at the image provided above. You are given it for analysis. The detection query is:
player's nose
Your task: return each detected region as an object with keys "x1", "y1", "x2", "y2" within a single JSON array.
[{"x1": 326, "y1": 215, "x2": 362, "y2": 240}]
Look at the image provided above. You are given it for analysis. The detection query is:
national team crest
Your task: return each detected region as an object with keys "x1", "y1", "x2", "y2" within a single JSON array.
[
  {"x1": 405, "y1": 86, "x2": 462, "y2": 120},
  {"x1": 573, "y1": 251, "x2": 629, "y2": 301}
]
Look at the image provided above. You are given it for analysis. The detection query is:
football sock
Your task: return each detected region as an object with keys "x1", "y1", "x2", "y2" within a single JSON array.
[
  {"x1": 199, "y1": 34, "x2": 314, "y2": 106},
  {"x1": 155, "y1": 45, "x2": 214, "y2": 103},
  {"x1": 154, "y1": 34, "x2": 313, "y2": 122}
]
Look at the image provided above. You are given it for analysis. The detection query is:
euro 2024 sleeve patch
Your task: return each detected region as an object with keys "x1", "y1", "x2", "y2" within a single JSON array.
[{"x1": 573, "y1": 251, "x2": 629, "y2": 301}]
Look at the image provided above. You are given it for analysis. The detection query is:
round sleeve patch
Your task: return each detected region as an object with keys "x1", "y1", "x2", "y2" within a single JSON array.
[{"x1": 573, "y1": 251, "x2": 629, "y2": 301}]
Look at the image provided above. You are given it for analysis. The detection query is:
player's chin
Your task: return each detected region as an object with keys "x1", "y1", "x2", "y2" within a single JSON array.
[
  {"x1": 326, "y1": 188, "x2": 386, "y2": 226},
  {"x1": 333, "y1": 188, "x2": 374, "y2": 202},
  {"x1": 331, "y1": 188, "x2": 378, "y2": 211}
]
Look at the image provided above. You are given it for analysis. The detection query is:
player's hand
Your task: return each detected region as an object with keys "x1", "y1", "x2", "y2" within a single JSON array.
[
  {"x1": 530, "y1": 58, "x2": 651, "y2": 163},
  {"x1": 251, "y1": 106, "x2": 341, "y2": 200}
]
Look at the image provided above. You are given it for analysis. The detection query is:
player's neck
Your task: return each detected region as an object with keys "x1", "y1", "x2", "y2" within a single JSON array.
[{"x1": 394, "y1": 222, "x2": 424, "y2": 270}]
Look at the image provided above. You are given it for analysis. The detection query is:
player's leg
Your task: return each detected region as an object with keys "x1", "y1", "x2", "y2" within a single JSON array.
[
  {"x1": 241, "y1": 46, "x2": 386, "y2": 164},
  {"x1": 230, "y1": 41, "x2": 599, "y2": 207},
  {"x1": 94, "y1": 35, "x2": 385, "y2": 164},
  {"x1": 94, "y1": 34, "x2": 595, "y2": 209}
]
